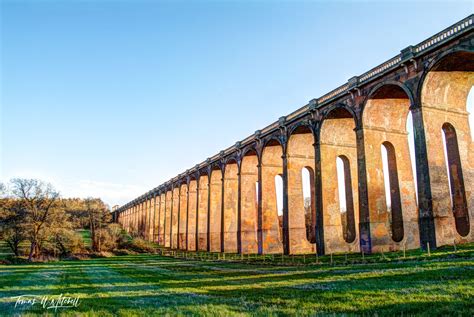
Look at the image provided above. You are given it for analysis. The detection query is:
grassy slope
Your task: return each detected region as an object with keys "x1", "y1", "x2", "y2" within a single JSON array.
[
  {"x1": 0, "y1": 249, "x2": 473, "y2": 316},
  {"x1": 77, "y1": 229, "x2": 92, "y2": 248}
]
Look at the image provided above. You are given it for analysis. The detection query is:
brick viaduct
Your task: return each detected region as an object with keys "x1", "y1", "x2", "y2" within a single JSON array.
[{"x1": 114, "y1": 15, "x2": 474, "y2": 255}]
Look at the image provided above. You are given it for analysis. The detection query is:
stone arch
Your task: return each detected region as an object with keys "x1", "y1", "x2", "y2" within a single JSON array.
[
  {"x1": 363, "y1": 83, "x2": 419, "y2": 251},
  {"x1": 240, "y1": 148, "x2": 259, "y2": 254},
  {"x1": 420, "y1": 50, "x2": 474, "y2": 244},
  {"x1": 209, "y1": 166, "x2": 223, "y2": 252},
  {"x1": 323, "y1": 103, "x2": 358, "y2": 126},
  {"x1": 223, "y1": 158, "x2": 239, "y2": 252},
  {"x1": 287, "y1": 119, "x2": 313, "y2": 137},
  {"x1": 320, "y1": 106, "x2": 360, "y2": 253},
  {"x1": 197, "y1": 174, "x2": 209, "y2": 251},
  {"x1": 363, "y1": 81, "x2": 415, "y2": 114},
  {"x1": 261, "y1": 138, "x2": 284, "y2": 253},
  {"x1": 287, "y1": 124, "x2": 316, "y2": 254}
]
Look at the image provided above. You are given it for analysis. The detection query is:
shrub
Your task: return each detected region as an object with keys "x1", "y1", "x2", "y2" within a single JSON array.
[
  {"x1": 121, "y1": 238, "x2": 156, "y2": 253},
  {"x1": 95, "y1": 224, "x2": 132, "y2": 252},
  {"x1": 42, "y1": 229, "x2": 85, "y2": 256}
]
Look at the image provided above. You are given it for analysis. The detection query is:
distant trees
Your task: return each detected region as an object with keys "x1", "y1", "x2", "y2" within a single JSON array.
[
  {"x1": 0, "y1": 198, "x2": 27, "y2": 256},
  {"x1": 0, "y1": 178, "x2": 114, "y2": 261},
  {"x1": 84, "y1": 198, "x2": 110, "y2": 252}
]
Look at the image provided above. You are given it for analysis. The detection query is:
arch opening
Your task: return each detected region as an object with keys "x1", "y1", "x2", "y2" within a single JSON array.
[
  {"x1": 301, "y1": 167, "x2": 316, "y2": 243},
  {"x1": 275, "y1": 174, "x2": 284, "y2": 242},
  {"x1": 442, "y1": 123, "x2": 470, "y2": 236},
  {"x1": 381, "y1": 142, "x2": 404, "y2": 242},
  {"x1": 406, "y1": 111, "x2": 418, "y2": 203},
  {"x1": 336, "y1": 156, "x2": 356, "y2": 243}
]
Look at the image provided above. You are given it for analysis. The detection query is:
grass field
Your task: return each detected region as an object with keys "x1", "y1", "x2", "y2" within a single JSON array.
[{"x1": 0, "y1": 245, "x2": 473, "y2": 316}]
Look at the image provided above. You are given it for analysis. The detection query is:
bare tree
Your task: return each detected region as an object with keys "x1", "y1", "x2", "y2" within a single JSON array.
[{"x1": 10, "y1": 178, "x2": 60, "y2": 261}]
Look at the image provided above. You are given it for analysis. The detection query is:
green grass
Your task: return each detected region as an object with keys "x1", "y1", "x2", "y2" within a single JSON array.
[
  {"x1": 0, "y1": 246, "x2": 473, "y2": 316},
  {"x1": 77, "y1": 229, "x2": 92, "y2": 248}
]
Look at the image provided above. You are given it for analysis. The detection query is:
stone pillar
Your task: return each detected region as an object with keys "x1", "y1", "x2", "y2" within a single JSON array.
[
  {"x1": 172, "y1": 187, "x2": 180, "y2": 249},
  {"x1": 224, "y1": 162, "x2": 239, "y2": 253},
  {"x1": 179, "y1": 184, "x2": 188, "y2": 249},
  {"x1": 237, "y1": 163, "x2": 242, "y2": 254},
  {"x1": 240, "y1": 153, "x2": 259, "y2": 254},
  {"x1": 355, "y1": 125, "x2": 372, "y2": 254},
  {"x1": 198, "y1": 175, "x2": 209, "y2": 251},
  {"x1": 411, "y1": 105, "x2": 437, "y2": 249},
  {"x1": 313, "y1": 126, "x2": 325, "y2": 255},
  {"x1": 159, "y1": 193, "x2": 166, "y2": 245},
  {"x1": 282, "y1": 153, "x2": 290, "y2": 255},
  {"x1": 188, "y1": 180, "x2": 197, "y2": 251},
  {"x1": 209, "y1": 169, "x2": 222, "y2": 252},
  {"x1": 257, "y1": 160, "x2": 263, "y2": 254},
  {"x1": 165, "y1": 191, "x2": 172, "y2": 247}
]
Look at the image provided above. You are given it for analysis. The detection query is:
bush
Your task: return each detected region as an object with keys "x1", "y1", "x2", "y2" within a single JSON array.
[
  {"x1": 42, "y1": 229, "x2": 85, "y2": 256},
  {"x1": 4, "y1": 255, "x2": 33, "y2": 264},
  {"x1": 95, "y1": 224, "x2": 132, "y2": 252},
  {"x1": 121, "y1": 238, "x2": 156, "y2": 253},
  {"x1": 113, "y1": 249, "x2": 137, "y2": 256}
]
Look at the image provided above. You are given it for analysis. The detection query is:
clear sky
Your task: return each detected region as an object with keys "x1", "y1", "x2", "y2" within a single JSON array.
[{"x1": 1, "y1": 0, "x2": 473, "y2": 207}]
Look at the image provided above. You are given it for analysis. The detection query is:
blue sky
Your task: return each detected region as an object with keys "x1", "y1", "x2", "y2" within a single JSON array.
[{"x1": 1, "y1": 0, "x2": 473, "y2": 207}]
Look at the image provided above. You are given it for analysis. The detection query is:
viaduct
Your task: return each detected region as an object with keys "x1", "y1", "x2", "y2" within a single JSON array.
[{"x1": 114, "y1": 15, "x2": 474, "y2": 255}]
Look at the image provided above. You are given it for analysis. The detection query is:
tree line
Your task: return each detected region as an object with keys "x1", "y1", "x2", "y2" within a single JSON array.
[{"x1": 0, "y1": 178, "x2": 132, "y2": 262}]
